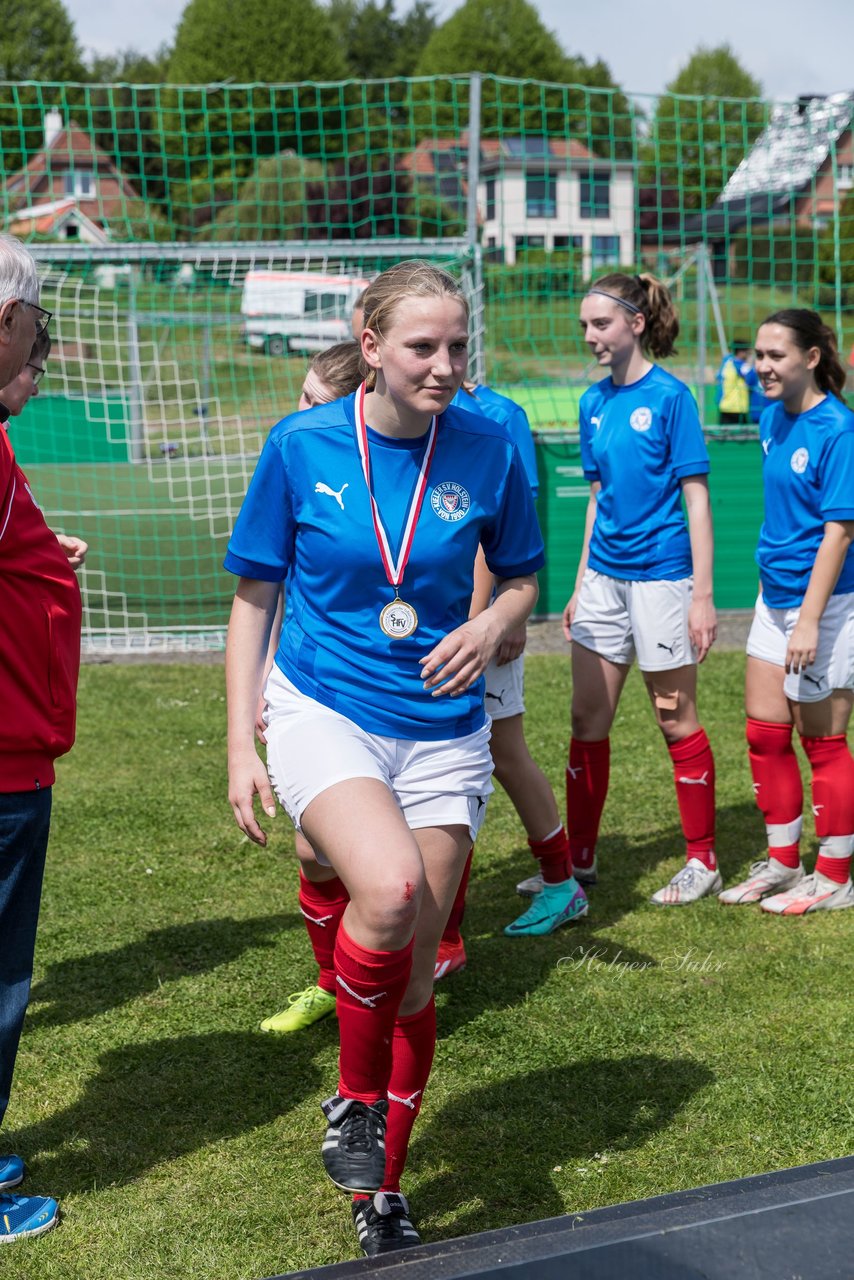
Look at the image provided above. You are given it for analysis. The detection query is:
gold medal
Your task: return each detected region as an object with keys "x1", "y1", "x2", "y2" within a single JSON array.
[{"x1": 379, "y1": 597, "x2": 418, "y2": 639}]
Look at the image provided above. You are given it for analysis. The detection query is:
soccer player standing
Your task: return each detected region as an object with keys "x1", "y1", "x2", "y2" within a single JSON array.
[
  {"x1": 225, "y1": 261, "x2": 543, "y2": 1254},
  {"x1": 720, "y1": 310, "x2": 854, "y2": 913},
  {"x1": 564, "y1": 272, "x2": 719, "y2": 908}
]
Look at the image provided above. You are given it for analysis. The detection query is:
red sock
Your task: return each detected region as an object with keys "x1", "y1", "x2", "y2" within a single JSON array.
[
  {"x1": 528, "y1": 824, "x2": 572, "y2": 883},
  {"x1": 382, "y1": 997, "x2": 436, "y2": 1192},
  {"x1": 746, "y1": 718, "x2": 803, "y2": 868},
  {"x1": 800, "y1": 734, "x2": 854, "y2": 884},
  {"x1": 441, "y1": 847, "x2": 473, "y2": 946},
  {"x1": 299, "y1": 871, "x2": 349, "y2": 994},
  {"x1": 668, "y1": 727, "x2": 716, "y2": 869},
  {"x1": 566, "y1": 737, "x2": 609, "y2": 870},
  {"x1": 334, "y1": 925, "x2": 413, "y2": 1104}
]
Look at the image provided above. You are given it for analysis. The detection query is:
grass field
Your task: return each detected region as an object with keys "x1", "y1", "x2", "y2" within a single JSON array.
[{"x1": 3, "y1": 652, "x2": 852, "y2": 1279}]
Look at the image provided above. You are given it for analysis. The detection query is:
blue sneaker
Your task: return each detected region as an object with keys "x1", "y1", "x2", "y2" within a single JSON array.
[
  {"x1": 504, "y1": 877, "x2": 589, "y2": 936},
  {"x1": 0, "y1": 1157, "x2": 24, "y2": 1192},
  {"x1": 0, "y1": 1193, "x2": 59, "y2": 1242}
]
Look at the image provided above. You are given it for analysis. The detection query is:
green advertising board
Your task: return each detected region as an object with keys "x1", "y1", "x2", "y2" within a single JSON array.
[{"x1": 534, "y1": 434, "x2": 763, "y2": 616}]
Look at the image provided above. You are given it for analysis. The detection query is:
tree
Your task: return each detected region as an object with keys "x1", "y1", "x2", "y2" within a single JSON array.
[
  {"x1": 160, "y1": 0, "x2": 349, "y2": 232},
  {"x1": 305, "y1": 152, "x2": 415, "y2": 238},
  {"x1": 330, "y1": 0, "x2": 436, "y2": 79},
  {"x1": 415, "y1": 0, "x2": 569, "y2": 82},
  {"x1": 168, "y1": 0, "x2": 347, "y2": 83},
  {"x1": 640, "y1": 45, "x2": 765, "y2": 210},
  {"x1": 411, "y1": 0, "x2": 633, "y2": 158},
  {"x1": 0, "y1": 0, "x2": 85, "y2": 80},
  {"x1": 200, "y1": 151, "x2": 324, "y2": 241},
  {"x1": 0, "y1": 0, "x2": 86, "y2": 179},
  {"x1": 82, "y1": 47, "x2": 173, "y2": 215}
]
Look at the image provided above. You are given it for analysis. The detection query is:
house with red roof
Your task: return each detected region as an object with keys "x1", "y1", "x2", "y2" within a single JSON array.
[
  {"x1": 401, "y1": 133, "x2": 635, "y2": 274},
  {"x1": 5, "y1": 109, "x2": 141, "y2": 242}
]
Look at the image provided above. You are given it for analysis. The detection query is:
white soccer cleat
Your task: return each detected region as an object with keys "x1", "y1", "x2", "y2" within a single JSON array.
[
  {"x1": 650, "y1": 857, "x2": 722, "y2": 906},
  {"x1": 760, "y1": 872, "x2": 854, "y2": 916},
  {"x1": 718, "y1": 858, "x2": 805, "y2": 905}
]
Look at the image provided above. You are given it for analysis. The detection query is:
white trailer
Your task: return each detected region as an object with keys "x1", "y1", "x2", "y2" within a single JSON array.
[{"x1": 240, "y1": 270, "x2": 370, "y2": 356}]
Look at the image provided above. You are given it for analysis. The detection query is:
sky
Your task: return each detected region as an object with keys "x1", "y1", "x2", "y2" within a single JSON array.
[{"x1": 64, "y1": 0, "x2": 854, "y2": 104}]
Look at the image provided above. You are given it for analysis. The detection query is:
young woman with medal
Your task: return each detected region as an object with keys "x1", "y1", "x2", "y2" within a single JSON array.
[{"x1": 225, "y1": 260, "x2": 544, "y2": 1257}]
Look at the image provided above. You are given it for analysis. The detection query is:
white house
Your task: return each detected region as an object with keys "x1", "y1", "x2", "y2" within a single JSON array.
[
  {"x1": 477, "y1": 137, "x2": 635, "y2": 274},
  {"x1": 401, "y1": 134, "x2": 635, "y2": 276}
]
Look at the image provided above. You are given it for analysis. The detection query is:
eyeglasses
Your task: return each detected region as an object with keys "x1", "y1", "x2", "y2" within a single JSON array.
[
  {"x1": 23, "y1": 301, "x2": 52, "y2": 335},
  {"x1": 26, "y1": 362, "x2": 45, "y2": 386}
]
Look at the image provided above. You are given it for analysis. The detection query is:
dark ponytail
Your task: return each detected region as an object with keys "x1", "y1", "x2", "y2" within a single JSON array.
[
  {"x1": 589, "y1": 271, "x2": 679, "y2": 359},
  {"x1": 762, "y1": 309, "x2": 847, "y2": 401}
]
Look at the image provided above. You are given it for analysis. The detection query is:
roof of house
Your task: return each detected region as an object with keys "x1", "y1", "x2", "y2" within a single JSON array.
[
  {"x1": 7, "y1": 197, "x2": 110, "y2": 242},
  {"x1": 6, "y1": 120, "x2": 139, "y2": 202},
  {"x1": 399, "y1": 134, "x2": 597, "y2": 179},
  {"x1": 720, "y1": 91, "x2": 854, "y2": 203}
]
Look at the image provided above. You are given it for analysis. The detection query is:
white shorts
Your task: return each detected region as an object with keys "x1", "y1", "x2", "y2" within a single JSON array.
[
  {"x1": 263, "y1": 666, "x2": 494, "y2": 849},
  {"x1": 484, "y1": 653, "x2": 525, "y2": 720},
  {"x1": 746, "y1": 592, "x2": 854, "y2": 703},
  {"x1": 571, "y1": 569, "x2": 696, "y2": 671}
]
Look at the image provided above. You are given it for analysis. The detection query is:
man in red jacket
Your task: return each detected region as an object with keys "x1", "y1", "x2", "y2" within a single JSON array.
[{"x1": 0, "y1": 234, "x2": 82, "y2": 1242}]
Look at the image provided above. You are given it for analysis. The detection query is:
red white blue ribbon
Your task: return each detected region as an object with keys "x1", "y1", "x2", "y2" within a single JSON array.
[{"x1": 354, "y1": 380, "x2": 439, "y2": 591}]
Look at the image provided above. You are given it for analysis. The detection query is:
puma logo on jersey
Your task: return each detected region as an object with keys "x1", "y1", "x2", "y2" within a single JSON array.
[
  {"x1": 761, "y1": 438, "x2": 771, "y2": 456},
  {"x1": 315, "y1": 481, "x2": 348, "y2": 510},
  {"x1": 678, "y1": 772, "x2": 709, "y2": 786},
  {"x1": 657, "y1": 641, "x2": 675, "y2": 655},
  {"x1": 802, "y1": 672, "x2": 823, "y2": 688},
  {"x1": 485, "y1": 689, "x2": 506, "y2": 705},
  {"x1": 813, "y1": 804, "x2": 824, "y2": 817},
  {"x1": 566, "y1": 764, "x2": 584, "y2": 780},
  {"x1": 752, "y1": 782, "x2": 761, "y2": 794},
  {"x1": 591, "y1": 416, "x2": 601, "y2": 429}
]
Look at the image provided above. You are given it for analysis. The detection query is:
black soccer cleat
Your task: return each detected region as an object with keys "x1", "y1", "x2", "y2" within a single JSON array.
[
  {"x1": 321, "y1": 1095, "x2": 388, "y2": 1193},
  {"x1": 352, "y1": 1191, "x2": 421, "y2": 1257}
]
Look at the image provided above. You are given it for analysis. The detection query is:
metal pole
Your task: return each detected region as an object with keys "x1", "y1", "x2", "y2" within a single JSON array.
[
  {"x1": 695, "y1": 243, "x2": 708, "y2": 429},
  {"x1": 126, "y1": 272, "x2": 145, "y2": 463},
  {"x1": 466, "y1": 73, "x2": 486, "y2": 385}
]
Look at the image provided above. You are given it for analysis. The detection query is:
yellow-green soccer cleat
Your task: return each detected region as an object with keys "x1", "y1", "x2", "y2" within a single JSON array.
[{"x1": 260, "y1": 985, "x2": 337, "y2": 1034}]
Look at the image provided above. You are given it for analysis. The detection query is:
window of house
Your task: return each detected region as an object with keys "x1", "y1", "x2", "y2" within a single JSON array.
[
  {"x1": 515, "y1": 235, "x2": 546, "y2": 257},
  {"x1": 580, "y1": 170, "x2": 610, "y2": 218},
  {"x1": 485, "y1": 177, "x2": 496, "y2": 221},
  {"x1": 553, "y1": 235, "x2": 583, "y2": 253},
  {"x1": 838, "y1": 163, "x2": 854, "y2": 189},
  {"x1": 525, "y1": 172, "x2": 556, "y2": 219},
  {"x1": 591, "y1": 235, "x2": 621, "y2": 268},
  {"x1": 63, "y1": 169, "x2": 94, "y2": 197}
]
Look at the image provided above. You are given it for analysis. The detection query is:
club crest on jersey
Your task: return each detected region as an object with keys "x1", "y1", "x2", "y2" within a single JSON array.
[
  {"x1": 790, "y1": 448, "x2": 809, "y2": 474},
  {"x1": 630, "y1": 407, "x2": 653, "y2": 432},
  {"x1": 431, "y1": 481, "x2": 471, "y2": 522}
]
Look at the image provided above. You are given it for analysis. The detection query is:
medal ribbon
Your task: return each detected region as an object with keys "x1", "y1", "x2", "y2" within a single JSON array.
[{"x1": 354, "y1": 380, "x2": 439, "y2": 593}]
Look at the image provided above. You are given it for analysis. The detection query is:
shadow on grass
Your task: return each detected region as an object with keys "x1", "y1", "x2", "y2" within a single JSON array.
[
  {"x1": 27, "y1": 914, "x2": 297, "y2": 1029},
  {"x1": 8, "y1": 1025, "x2": 335, "y2": 1196},
  {"x1": 413, "y1": 1054, "x2": 714, "y2": 1240},
  {"x1": 433, "y1": 801, "x2": 760, "y2": 1038}
]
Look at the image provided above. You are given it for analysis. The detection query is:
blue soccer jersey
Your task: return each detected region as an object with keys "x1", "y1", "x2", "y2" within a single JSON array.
[
  {"x1": 452, "y1": 385, "x2": 539, "y2": 497},
  {"x1": 755, "y1": 394, "x2": 854, "y2": 608},
  {"x1": 225, "y1": 393, "x2": 545, "y2": 741},
  {"x1": 579, "y1": 364, "x2": 710, "y2": 581}
]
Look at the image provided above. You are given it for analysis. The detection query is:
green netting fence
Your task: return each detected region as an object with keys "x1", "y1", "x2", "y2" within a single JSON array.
[{"x1": 4, "y1": 75, "x2": 852, "y2": 647}]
